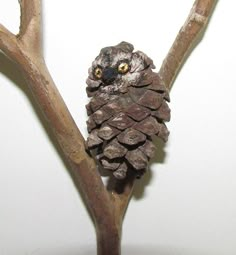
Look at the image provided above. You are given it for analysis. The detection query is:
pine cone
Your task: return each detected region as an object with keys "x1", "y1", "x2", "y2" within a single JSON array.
[{"x1": 85, "y1": 42, "x2": 170, "y2": 179}]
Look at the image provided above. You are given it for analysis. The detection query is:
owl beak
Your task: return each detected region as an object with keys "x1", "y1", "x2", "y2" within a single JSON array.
[{"x1": 102, "y1": 67, "x2": 118, "y2": 85}]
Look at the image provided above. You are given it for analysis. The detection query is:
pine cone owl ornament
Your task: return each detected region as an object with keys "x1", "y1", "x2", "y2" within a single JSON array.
[{"x1": 85, "y1": 42, "x2": 170, "y2": 180}]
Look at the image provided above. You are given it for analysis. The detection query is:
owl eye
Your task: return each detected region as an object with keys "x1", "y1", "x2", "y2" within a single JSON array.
[
  {"x1": 94, "y1": 67, "x2": 103, "y2": 79},
  {"x1": 118, "y1": 62, "x2": 129, "y2": 74}
]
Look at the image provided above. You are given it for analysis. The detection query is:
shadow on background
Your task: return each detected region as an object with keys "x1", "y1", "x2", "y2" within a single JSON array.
[
  {"x1": 0, "y1": 53, "x2": 28, "y2": 94},
  {"x1": 132, "y1": 137, "x2": 167, "y2": 199}
]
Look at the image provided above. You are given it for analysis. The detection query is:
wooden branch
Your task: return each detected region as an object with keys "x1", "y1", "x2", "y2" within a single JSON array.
[
  {"x1": 159, "y1": 0, "x2": 216, "y2": 90},
  {"x1": 0, "y1": 0, "x2": 114, "y2": 232}
]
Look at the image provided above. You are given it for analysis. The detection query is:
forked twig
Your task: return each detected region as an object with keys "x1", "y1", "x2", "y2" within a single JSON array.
[{"x1": 0, "y1": 0, "x2": 216, "y2": 254}]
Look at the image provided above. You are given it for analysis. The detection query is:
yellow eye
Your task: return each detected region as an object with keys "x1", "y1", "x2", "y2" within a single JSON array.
[
  {"x1": 118, "y1": 62, "x2": 129, "y2": 74},
  {"x1": 94, "y1": 67, "x2": 103, "y2": 79}
]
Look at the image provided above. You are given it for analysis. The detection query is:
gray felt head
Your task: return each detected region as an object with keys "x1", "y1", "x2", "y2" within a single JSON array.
[{"x1": 86, "y1": 42, "x2": 155, "y2": 94}]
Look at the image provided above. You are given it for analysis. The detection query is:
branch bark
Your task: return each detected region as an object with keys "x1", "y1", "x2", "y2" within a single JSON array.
[
  {"x1": 0, "y1": 24, "x2": 18, "y2": 58},
  {"x1": 159, "y1": 0, "x2": 216, "y2": 90},
  {"x1": 0, "y1": 0, "x2": 216, "y2": 254}
]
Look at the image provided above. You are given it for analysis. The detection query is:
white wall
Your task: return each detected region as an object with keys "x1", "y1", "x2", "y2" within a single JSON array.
[{"x1": 0, "y1": 1, "x2": 235, "y2": 254}]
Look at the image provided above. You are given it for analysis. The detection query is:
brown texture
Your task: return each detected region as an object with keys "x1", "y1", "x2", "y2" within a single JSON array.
[
  {"x1": 125, "y1": 149, "x2": 148, "y2": 170},
  {"x1": 104, "y1": 139, "x2": 128, "y2": 159},
  {"x1": 117, "y1": 128, "x2": 146, "y2": 146},
  {"x1": 0, "y1": 1, "x2": 216, "y2": 255},
  {"x1": 125, "y1": 103, "x2": 150, "y2": 121}
]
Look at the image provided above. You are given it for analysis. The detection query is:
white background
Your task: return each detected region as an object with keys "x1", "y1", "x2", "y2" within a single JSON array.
[{"x1": 0, "y1": 1, "x2": 235, "y2": 254}]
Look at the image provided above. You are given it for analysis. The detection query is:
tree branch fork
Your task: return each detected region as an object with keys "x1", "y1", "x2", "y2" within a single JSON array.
[{"x1": 0, "y1": 0, "x2": 216, "y2": 254}]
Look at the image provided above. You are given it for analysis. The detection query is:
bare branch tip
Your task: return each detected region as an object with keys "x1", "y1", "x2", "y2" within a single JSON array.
[{"x1": 17, "y1": 0, "x2": 42, "y2": 54}]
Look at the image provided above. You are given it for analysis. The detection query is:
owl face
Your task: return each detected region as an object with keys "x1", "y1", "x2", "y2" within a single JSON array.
[{"x1": 86, "y1": 42, "x2": 155, "y2": 95}]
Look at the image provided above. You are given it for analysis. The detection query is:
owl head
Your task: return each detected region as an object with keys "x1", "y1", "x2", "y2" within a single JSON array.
[{"x1": 86, "y1": 42, "x2": 155, "y2": 96}]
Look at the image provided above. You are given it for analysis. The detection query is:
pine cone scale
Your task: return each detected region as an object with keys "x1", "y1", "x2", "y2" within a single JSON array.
[
  {"x1": 125, "y1": 149, "x2": 148, "y2": 170},
  {"x1": 92, "y1": 109, "x2": 112, "y2": 125},
  {"x1": 108, "y1": 113, "x2": 135, "y2": 130},
  {"x1": 97, "y1": 125, "x2": 121, "y2": 140},
  {"x1": 139, "y1": 140, "x2": 156, "y2": 158},
  {"x1": 103, "y1": 139, "x2": 128, "y2": 159},
  {"x1": 125, "y1": 103, "x2": 150, "y2": 121},
  {"x1": 87, "y1": 130, "x2": 103, "y2": 148},
  {"x1": 133, "y1": 116, "x2": 160, "y2": 136},
  {"x1": 137, "y1": 90, "x2": 163, "y2": 110},
  {"x1": 117, "y1": 128, "x2": 146, "y2": 146}
]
